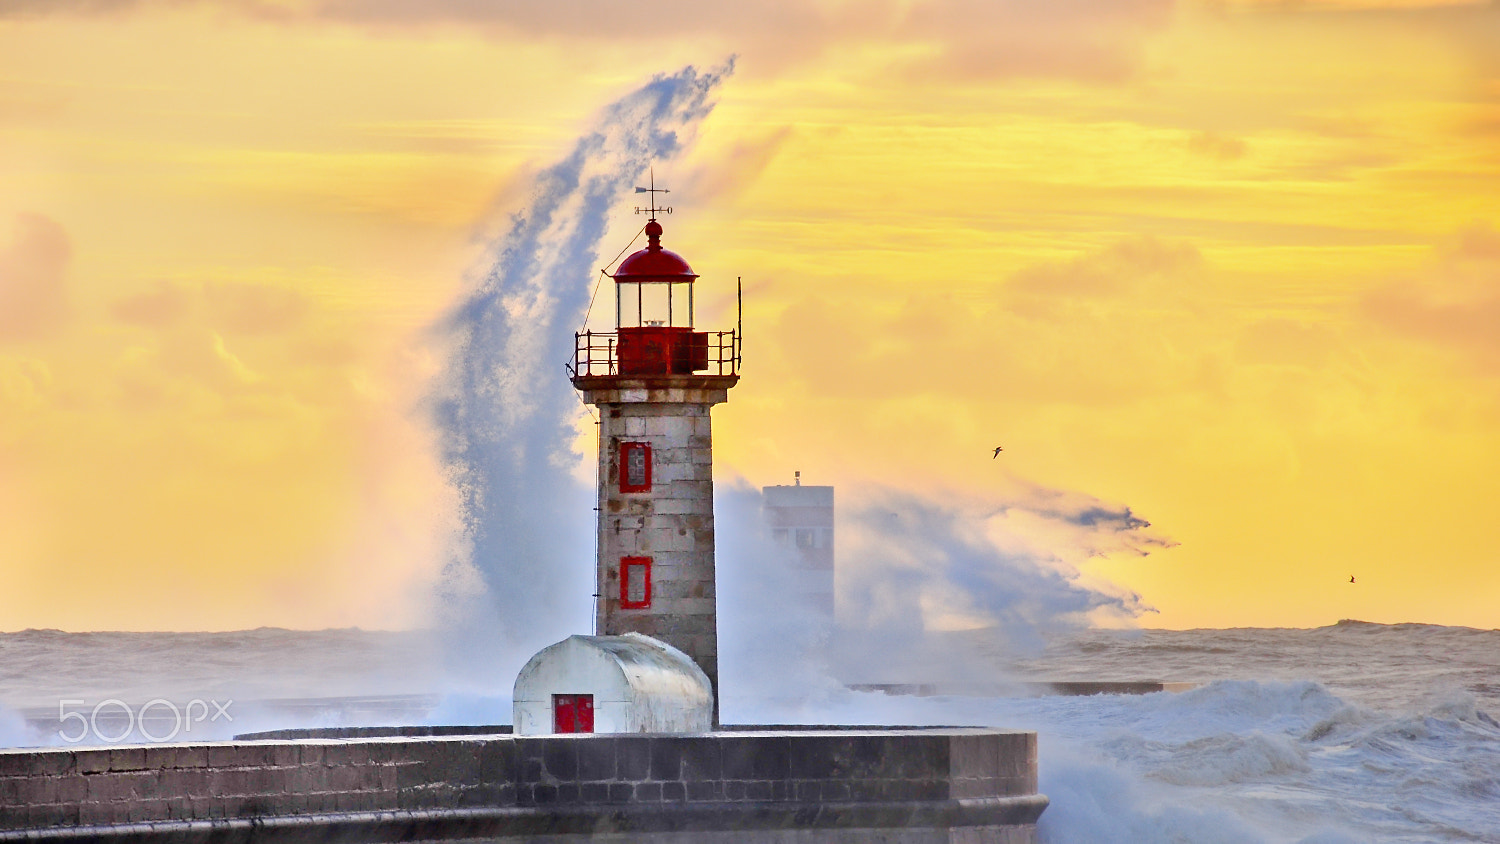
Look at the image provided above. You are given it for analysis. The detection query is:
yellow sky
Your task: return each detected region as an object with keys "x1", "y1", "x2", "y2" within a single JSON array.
[{"x1": 1, "y1": 0, "x2": 1496, "y2": 632}]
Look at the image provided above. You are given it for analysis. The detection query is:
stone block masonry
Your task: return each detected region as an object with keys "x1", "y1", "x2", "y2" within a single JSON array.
[
  {"x1": 586, "y1": 382, "x2": 732, "y2": 714},
  {"x1": 0, "y1": 727, "x2": 1046, "y2": 842}
]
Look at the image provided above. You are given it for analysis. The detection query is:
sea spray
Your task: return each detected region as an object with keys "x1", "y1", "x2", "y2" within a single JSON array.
[
  {"x1": 0, "y1": 704, "x2": 32, "y2": 748},
  {"x1": 717, "y1": 482, "x2": 1161, "y2": 707},
  {"x1": 837, "y1": 489, "x2": 1154, "y2": 650},
  {"x1": 429, "y1": 63, "x2": 733, "y2": 690},
  {"x1": 716, "y1": 482, "x2": 848, "y2": 714}
]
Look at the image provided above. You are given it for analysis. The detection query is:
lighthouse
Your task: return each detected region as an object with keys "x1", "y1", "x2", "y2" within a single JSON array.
[{"x1": 568, "y1": 190, "x2": 740, "y2": 721}]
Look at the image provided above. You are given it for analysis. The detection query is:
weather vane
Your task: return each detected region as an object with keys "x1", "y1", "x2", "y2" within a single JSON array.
[{"x1": 633, "y1": 168, "x2": 672, "y2": 219}]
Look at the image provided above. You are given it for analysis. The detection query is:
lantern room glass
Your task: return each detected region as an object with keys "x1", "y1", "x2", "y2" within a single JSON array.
[{"x1": 616, "y1": 281, "x2": 694, "y2": 329}]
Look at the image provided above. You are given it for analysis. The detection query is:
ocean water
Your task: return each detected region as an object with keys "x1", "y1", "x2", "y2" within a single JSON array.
[
  {"x1": 1, "y1": 621, "x2": 1496, "y2": 843},
  {"x1": 736, "y1": 620, "x2": 1500, "y2": 843}
]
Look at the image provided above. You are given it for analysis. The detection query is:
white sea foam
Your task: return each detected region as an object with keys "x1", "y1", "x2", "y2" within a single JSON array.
[{"x1": 712, "y1": 628, "x2": 1500, "y2": 844}]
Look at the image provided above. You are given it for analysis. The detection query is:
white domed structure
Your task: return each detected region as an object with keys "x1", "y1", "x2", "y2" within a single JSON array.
[{"x1": 512, "y1": 632, "x2": 713, "y2": 735}]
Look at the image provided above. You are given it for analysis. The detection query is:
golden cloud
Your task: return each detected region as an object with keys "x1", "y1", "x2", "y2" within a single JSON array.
[
  {"x1": 0, "y1": 214, "x2": 72, "y2": 342},
  {"x1": 1363, "y1": 222, "x2": 1500, "y2": 375}
]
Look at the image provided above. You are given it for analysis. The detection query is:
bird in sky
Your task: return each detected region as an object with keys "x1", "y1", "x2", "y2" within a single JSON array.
[
  {"x1": 1349, "y1": 576, "x2": 1356, "y2": 584},
  {"x1": 992, "y1": 446, "x2": 1004, "y2": 459}
]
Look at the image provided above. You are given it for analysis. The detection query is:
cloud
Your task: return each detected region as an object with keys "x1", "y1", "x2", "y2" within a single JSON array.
[
  {"x1": 0, "y1": 0, "x2": 847, "y2": 60},
  {"x1": 1008, "y1": 237, "x2": 1205, "y2": 301},
  {"x1": 110, "y1": 281, "x2": 192, "y2": 328},
  {"x1": 1217, "y1": 0, "x2": 1489, "y2": 9},
  {"x1": 901, "y1": 0, "x2": 1174, "y2": 83},
  {"x1": 0, "y1": 213, "x2": 71, "y2": 342},
  {"x1": 204, "y1": 282, "x2": 309, "y2": 335},
  {"x1": 1186, "y1": 131, "x2": 1249, "y2": 162},
  {"x1": 0, "y1": 255, "x2": 457, "y2": 630},
  {"x1": 111, "y1": 280, "x2": 311, "y2": 335},
  {"x1": 2, "y1": 0, "x2": 1178, "y2": 83},
  {"x1": 680, "y1": 126, "x2": 794, "y2": 208},
  {"x1": 1235, "y1": 319, "x2": 1340, "y2": 368},
  {"x1": 752, "y1": 236, "x2": 1216, "y2": 411},
  {"x1": 1456, "y1": 222, "x2": 1500, "y2": 260},
  {"x1": 1362, "y1": 222, "x2": 1500, "y2": 374},
  {"x1": 0, "y1": 0, "x2": 149, "y2": 15},
  {"x1": 106, "y1": 280, "x2": 318, "y2": 397}
]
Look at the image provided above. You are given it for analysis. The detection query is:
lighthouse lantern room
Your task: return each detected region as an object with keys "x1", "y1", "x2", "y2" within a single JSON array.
[{"x1": 566, "y1": 188, "x2": 739, "y2": 727}]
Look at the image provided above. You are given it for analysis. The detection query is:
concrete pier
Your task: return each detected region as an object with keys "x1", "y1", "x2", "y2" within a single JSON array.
[{"x1": 0, "y1": 727, "x2": 1045, "y2": 842}]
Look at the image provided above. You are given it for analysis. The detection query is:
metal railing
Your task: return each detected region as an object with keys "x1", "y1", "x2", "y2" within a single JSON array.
[{"x1": 569, "y1": 330, "x2": 740, "y2": 378}]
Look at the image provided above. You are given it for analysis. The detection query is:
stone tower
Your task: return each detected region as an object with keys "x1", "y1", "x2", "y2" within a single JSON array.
[{"x1": 570, "y1": 207, "x2": 739, "y2": 717}]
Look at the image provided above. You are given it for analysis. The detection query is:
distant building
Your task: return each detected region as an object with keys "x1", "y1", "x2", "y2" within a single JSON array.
[{"x1": 762, "y1": 474, "x2": 834, "y2": 616}]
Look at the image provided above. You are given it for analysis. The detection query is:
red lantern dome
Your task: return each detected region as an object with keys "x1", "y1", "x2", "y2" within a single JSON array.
[
  {"x1": 570, "y1": 185, "x2": 738, "y2": 385},
  {"x1": 613, "y1": 220, "x2": 698, "y2": 282}
]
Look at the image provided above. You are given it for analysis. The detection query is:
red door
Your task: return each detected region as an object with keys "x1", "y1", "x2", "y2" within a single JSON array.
[{"x1": 553, "y1": 694, "x2": 594, "y2": 733}]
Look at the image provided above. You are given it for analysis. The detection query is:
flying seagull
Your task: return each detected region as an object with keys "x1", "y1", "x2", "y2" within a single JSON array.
[{"x1": 992, "y1": 446, "x2": 1004, "y2": 459}]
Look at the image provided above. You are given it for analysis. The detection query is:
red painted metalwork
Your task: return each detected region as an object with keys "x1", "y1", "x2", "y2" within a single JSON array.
[
  {"x1": 613, "y1": 220, "x2": 698, "y2": 281},
  {"x1": 552, "y1": 694, "x2": 594, "y2": 734},
  {"x1": 620, "y1": 442, "x2": 652, "y2": 493},
  {"x1": 572, "y1": 330, "x2": 737, "y2": 378},
  {"x1": 570, "y1": 217, "x2": 739, "y2": 380},
  {"x1": 616, "y1": 327, "x2": 710, "y2": 375},
  {"x1": 620, "y1": 556, "x2": 652, "y2": 609}
]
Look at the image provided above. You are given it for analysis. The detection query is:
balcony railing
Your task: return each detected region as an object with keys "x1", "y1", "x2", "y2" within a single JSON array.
[{"x1": 570, "y1": 329, "x2": 740, "y2": 378}]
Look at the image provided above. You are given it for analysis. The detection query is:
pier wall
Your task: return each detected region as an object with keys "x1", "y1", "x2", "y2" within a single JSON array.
[{"x1": 0, "y1": 728, "x2": 1044, "y2": 842}]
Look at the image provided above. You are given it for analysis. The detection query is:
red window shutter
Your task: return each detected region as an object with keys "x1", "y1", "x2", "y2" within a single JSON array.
[
  {"x1": 620, "y1": 556, "x2": 652, "y2": 609},
  {"x1": 620, "y1": 442, "x2": 652, "y2": 493}
]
